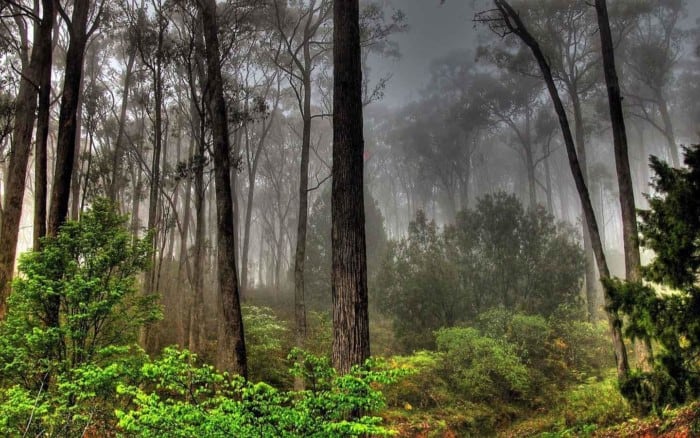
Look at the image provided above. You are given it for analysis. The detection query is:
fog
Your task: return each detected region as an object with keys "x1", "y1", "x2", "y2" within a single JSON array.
[{"x1": 1, "y1": 0, "x2": 699, "y2": 435}]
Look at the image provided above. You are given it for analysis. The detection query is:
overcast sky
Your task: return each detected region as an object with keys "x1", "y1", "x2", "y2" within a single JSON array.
[{"x1": 369, "y1": 0, "x2": 700, "y2": 108}]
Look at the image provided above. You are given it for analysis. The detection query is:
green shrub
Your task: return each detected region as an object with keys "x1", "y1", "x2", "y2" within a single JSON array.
[
  {"x1": 436, "y1": 326, "x2": 530, "y2": 403},
  {"x1": 243, "y1": 305, "x2": 291, "y2": 385},
  {"x1": 117, "y1": 347, "x2": 407, "y2": 437},
  {"x1": 0, "y1": 200, "x2": 157, "y2": 436},
  {"x1": 560, "y1": 374, "x2": 631, "y2": 429},
  {"x1": 382, "y1": 351, "x2": 451, "y2": 409}
]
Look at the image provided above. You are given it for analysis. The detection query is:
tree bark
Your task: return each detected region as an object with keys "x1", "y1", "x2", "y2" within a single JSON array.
[
  {"x1": 109, "y1": 49, "x2": 137, "y2": 202},
  {"x1": 199, "y1": 0, "x2": 247, "y2": 378},
  {"x1": 594, "y1": 0, "x2": 653, "y2": 371},
  {"x1": 332, "y1": 0, "x2": 370, "y2": 374},
  {"x1": 492, "y1": 0, "x2": 629, "y2": 380},
  {"x1": 33, "y1": 0, "x2": 56, "y2": 251},
  {"x1": 0, "y1": 0, "x2": 55, "y2": 318},
  {"x1": 293, "y1": 48, "x2": 312, "y2": 352},
  {"x1": 48, "y1": 0, "x2": 91, "y2": 237}
]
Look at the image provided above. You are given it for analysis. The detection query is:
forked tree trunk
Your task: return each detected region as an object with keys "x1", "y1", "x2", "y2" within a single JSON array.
[{"x1": 332, "y1": 0, "x2": 370, "y2": 374}]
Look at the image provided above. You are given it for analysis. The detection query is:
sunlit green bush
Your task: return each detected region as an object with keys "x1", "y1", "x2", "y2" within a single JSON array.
[
  {"x1": 0, "y1": 200, "x2": 157, "y2": 436},
  {"x1": 117, "y1": 348, "x2": 407, "y2": 437}
]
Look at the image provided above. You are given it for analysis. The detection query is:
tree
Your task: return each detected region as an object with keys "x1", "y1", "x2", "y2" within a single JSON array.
[
  {"x1": 477, "y1": 0, "x2": 630, "y2": 379},
  {"x1": 378, "y1": 194, "x2": 584, "y2": 351},
  {"x1": 304, "y1": 185, "x2": 387, "y2": 311},
  {"x1": 0, "y1": 0, "x2": 55, "y2": 318},
  {"x1": 198, "y1": 0, "x2": 247, "y2": 377},
  {"x1": 609, "y1": 146, "x2": 700, "y2": 412},
  {"x1": 271, "y1": 0, "x2": 332, "y2": 351},
  {"x1": 331, "y1": 0, "x2": 369, "y2": 374},
  {"x1": 622, "y1": 0, "x2": 685, "y2": 168},
  {"x1": 0, "y1": 200, "x2": 156, "y2": 436},
  {"x1": 595, "y1": 0, "x2": 653, "y2": 371}
]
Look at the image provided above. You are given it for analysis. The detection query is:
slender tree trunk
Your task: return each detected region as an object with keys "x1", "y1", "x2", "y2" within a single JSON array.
[
  {"x1": 48, "y1": 0, "x2": 90, "y2": 235},
  {"x1": 33, "y1": 0, "x2": 56, "y2": 251},
  {"x1": 109, "y1": 50, "x2": 137, "y2": 202},
  {"x1": 46, "y1": 0, "x2": 92, "y2": 379},
  {"x1": 131, "y1": 165, "x2": 143, "y2": 240},
  {"x1": 70, "y1": 92, "x2": 83, "y2": 221},
  {"x1": 332, "y1": 0, "x2": 370, "y2": 375},
  {"x1": 656, "y1": 92, "x2": 679, "y2": 168},
  {"x1": 294, "y1": 66, "x2": 312, "y2": 351},
  {"x1": 188, "y1": 132, "x2": 206, "y2": 354},
  {"x1": 493, "y1": 0, "x2": 629, "y2": 380},
  {"x1": 595, "y1": 0, "x2": 652, "y2": 371},
  {"x1": 145, "y1": 61, "x2": 164, "y2": 295},
  {"x1": 177, "y1": 137, "x2": 193, "y2": 347},
  {"x1": 571, "y1": 89, "x2": 600, "y2": 322},
  {"x1": 200, "y1": 0, "x2": 247, "y2": 377},
  {"x1": 0, "y1": 0, "x2": 55, "y2": 317},
  {"x1": 543, "y1": 147, "x2": 553, "y2": 215}
]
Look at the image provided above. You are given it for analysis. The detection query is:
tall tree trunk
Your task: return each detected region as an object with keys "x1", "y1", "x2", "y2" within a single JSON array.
[
  {"x1": 332, "y1": 0, "x2": 370, "y2": 375},
  {"x1": 543, "y1": 146, "x2": 553, "y2": 214},
  {"x1": 145, "y1": 60, "x2": 164, "y2": 295},
  {"x1": 571, "y1": 89, "x2": 600, "y2": 322},
  {"x1": 200, "y1": 0, "x2": 247, "y2": 378},
  {"x1": 177, "y1": 137, "x2": 193, "y2": 347},
  {"x1": 241, "y1": 92, "x2": 276, "y2": 290},
  {"x1": 48, "y1": 0, "x2": 91, "y2": 236},
  {"x1": 595, "y1": 0, "x2": 652, "y2": 371},
  {"x1": 493, "y1": 0, "x2": 629, "y2": 380},
  {"x1": 188, "y1": 131, "x2": 206, "y2": 354},
  {"x1": 131, "y1": 164, "x2": 143, "y2": 240},
  {"x1": 294, "y1": 61, "x2": 312, "y2": 353},
  {"x1": 70, "y1": 89, "x2": 83, "y2": 221},
  {"x1": 0, "y1": 0, "x2": 55, "y2": 317},
  {"x1": 45, "y1": 0, "x2": 92, "y2": 382},
  {"x1": 656, "y1": 92, "x2": 679, "y2": 168},
  {"x1": 109, "y1": 50, "x2": 137, "y2": 202},
  {"x1": 33, "y1": 0, "x2": 56, "y2": 251}
]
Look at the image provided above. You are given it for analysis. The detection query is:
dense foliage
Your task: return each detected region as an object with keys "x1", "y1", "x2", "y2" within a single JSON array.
[
  {"x1": 0, "y1": 202, "x2": 403, "y2": 436},
  {"x1": 377, "y1": 192, "x2": 584, "y2": 350},
  {"x1": 0, "y1": 200, "x2": 157, "y2": 435},
  {"x1": 382, "y1": 308, "x2": 615, "y2": 435},
  {"x1": 304, "y1": 186, "x2": 388, "y2": 310},
  {"x1": 607, "y1": 145, "x2": 700, "y2": 413},
  {"x1": 117, "y1": 348, "x2": 405, "y2": 438}
]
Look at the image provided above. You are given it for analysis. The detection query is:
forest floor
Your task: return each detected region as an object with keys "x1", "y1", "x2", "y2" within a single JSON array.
[
  {"x1": 384, "y1": 401, "x2": 700, "y2": 437},
  {"x1": 592, "y1": 402, "x2": 700, "y2": 438}
]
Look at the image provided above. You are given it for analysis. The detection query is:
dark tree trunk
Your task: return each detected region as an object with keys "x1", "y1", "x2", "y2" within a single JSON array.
[
  {"x1": 294, "y1": 58, "x2": 312, "y2": 351},
  {"x1": 493, "y1": 0, "x2": 629, "y2": 380},
  {"x1": 33, "y1": 0, "x2": 56, "y2": 251},
  {"x1": 145, "y1": 55, "x2": 164, "y2": 296},
  {"x1": 189, "y1": 98, "x2": 206, "y2": 355},
  {"x1": 48, "y1": 0, "x2": 91, "y2": 237},
  {"x1": 0, "y1": 0, "x2": 55, "y2": 318},
  {"x1": 45, "y1": 0, "x2": 92, "y2": 379},
  {"x1": 177, "y1": 136, "x2": 193, "y2": 348},
  {"x1": 200, "y1": 0, "x2": 247, "y2": 378},
  {"x1": 595, "y1": 0, "x2": 652, "y2": 371},
  {"x1": 332, "y1": 0, "x2": 370, "y2": 374}
]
